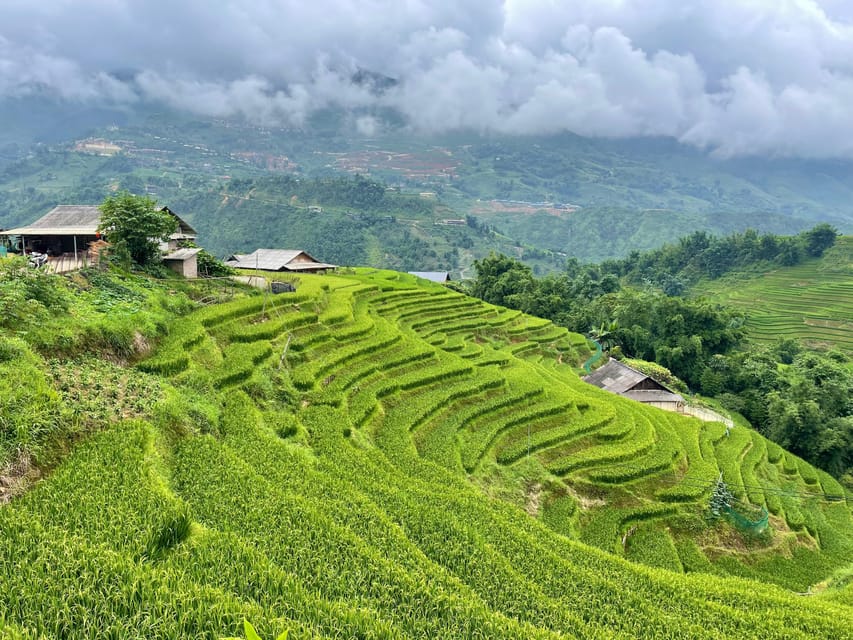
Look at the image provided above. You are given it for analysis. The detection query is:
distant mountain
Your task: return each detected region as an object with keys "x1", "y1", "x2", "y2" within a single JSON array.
[{"x1": 2, "y1": 100, "x2": 853, "y2": 268}]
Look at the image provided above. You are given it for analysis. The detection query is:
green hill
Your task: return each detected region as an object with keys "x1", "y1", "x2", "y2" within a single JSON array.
[
  {"x1": 694, "y1": 236, "x2": 853, "y2": 353},
  {"x1": 1, "y1": 267, "x2": 852, "y2": 638},
  {"x1": 4, "y1": 110, "x2": 853, "y2": 272}
]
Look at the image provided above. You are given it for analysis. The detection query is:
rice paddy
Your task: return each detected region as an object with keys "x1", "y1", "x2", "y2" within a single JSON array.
[{"x1": 1, "y1": 268, "x2": 852, "y2": 638}]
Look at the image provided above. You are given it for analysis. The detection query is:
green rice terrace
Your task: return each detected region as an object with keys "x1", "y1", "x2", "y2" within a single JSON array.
[
  {"x1": 695, "y1": 236, "x2": 853, "y2": 353},
  {"x1": 1, "y1": 267, "x2": 853, "y2": 639}
]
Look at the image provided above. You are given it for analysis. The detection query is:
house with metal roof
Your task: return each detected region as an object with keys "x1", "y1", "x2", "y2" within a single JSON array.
[
  {"x1": 408, "y1": 271, "x2": 451, "y2": 283},
  {"x1": 224, "y1": 249, "x2": 336, "y2": 274},
  {"x1": 0, "y1": 204, "x2": 197, "y2": 274},
  {"x1": 583, "y1": 358, "x2": 685, "y2": 412}
]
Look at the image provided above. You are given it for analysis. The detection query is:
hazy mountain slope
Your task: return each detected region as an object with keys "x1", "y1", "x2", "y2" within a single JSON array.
[{"x1": 2, "y1": 107, "x2": 853, "y2": 269}]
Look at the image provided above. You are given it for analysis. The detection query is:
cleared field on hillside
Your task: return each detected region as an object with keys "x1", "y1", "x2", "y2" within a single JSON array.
[
  {"x1": 696, "y1": 236, "x2": 853, "y2": 352},
  {"x1": 2, "y1": 270, "x2": 852, "y2": 639}
]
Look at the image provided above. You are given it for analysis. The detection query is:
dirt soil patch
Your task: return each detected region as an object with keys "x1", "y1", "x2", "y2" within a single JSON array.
[
  {"x1": 525, "y1": 482, "x2": 542, "y2": 517},
  {"x1": 0, "y1": 453, "x2": 40, "y2": 505}
]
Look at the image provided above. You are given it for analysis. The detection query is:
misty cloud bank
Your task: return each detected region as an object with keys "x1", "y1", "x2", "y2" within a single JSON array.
[{"x1": 2, "y1": 1, "x2": 853, "y2": 158}]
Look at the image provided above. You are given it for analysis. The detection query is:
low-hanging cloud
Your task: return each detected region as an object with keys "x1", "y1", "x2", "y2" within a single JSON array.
[{"x1": 2, "y1": 1, "x2": 853, "y2": 158}]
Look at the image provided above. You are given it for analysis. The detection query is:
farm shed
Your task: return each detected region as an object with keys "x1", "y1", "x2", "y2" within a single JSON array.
[
  {"x1": 583, "y1": 358, "x2": 685, "y2": 412},
  {"x1": 408, "y1": 271, "x2": 451, "y2": 283},
  {"x1": 225, "y1": 249, "x2": 336, "y2": 274},
  {"x1": 162, "y1": 247, "x2": 201, "y2": 278},
  {"x1": 0, "y1": 204, "x2": 197, "y2": 273}
]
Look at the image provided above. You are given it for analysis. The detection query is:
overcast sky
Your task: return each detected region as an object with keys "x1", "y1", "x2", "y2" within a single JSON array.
[{"x1": 2, "y1": 1, "x2": 853, "y2": 158}]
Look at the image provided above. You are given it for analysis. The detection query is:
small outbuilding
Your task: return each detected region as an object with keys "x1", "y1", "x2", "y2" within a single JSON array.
[
  {"x1": 162, "y1": 247, "x2": 202, "y2": 278},
  {"x1": 225, "y1": 249, "x2": 336, "y2": 274},
  {"x1": 583, "y1": 358, "x2": 685, "y2": 412},
  {"x1": 408, "y1": 271, "x2": 451, "y2": 283}
]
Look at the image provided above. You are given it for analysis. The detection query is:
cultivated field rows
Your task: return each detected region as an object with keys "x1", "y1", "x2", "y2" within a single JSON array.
[{"x1": 2, "y1": 270, "x2": 852, "y2": 638}]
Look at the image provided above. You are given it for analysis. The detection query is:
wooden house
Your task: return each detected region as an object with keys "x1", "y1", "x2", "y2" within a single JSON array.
[{"x1": 583, "y1": 358, "x2": 685, "y2": 412}]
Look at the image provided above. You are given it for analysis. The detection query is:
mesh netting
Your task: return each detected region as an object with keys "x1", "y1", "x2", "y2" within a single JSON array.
[{"x1": 724, "y1": 502, "x2": 769, "y2": 534}]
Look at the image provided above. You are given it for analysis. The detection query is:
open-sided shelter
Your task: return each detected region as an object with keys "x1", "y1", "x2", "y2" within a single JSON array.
[{"x1": 0, "y1": 204, "x2": 197, "y2": 273}]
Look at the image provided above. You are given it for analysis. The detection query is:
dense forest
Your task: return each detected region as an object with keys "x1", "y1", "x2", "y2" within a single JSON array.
[{"x1": 468, "y1": 226, "x2": 853, "y2": 484}]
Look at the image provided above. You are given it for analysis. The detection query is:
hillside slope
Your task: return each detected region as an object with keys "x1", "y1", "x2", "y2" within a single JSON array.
[
  {"x1": 1, "y1": 270, "x2": 852, "y2": 638},
  {"x1": 694, "y1": 236, "x2": 853, "y2": 353}
]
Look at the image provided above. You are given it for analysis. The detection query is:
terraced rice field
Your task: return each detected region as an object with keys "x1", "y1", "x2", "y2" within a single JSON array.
[
  {"x1": 696, "y1": 236, "x2": 853, "y2": 352},
  {"x1": 2, "y1": 269, "x2": 852, "y2": 638}
]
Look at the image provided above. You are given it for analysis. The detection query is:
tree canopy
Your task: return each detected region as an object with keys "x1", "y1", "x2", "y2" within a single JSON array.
[{"x1": 98, "y1": 192, "x2": 177, "y2": 267}]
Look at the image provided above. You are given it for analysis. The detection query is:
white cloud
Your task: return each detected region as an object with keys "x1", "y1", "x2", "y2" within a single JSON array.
[{"x1": 2, "y1": 1, "x2": 853, "y2": 157}]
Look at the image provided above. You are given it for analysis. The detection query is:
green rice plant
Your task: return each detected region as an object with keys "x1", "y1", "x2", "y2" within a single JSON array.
[
  {"x1": 782, "y1": 452, "x2": 800, "y2": 476},
  {"x1": 5, "y1": 266, "x2": 853, "y2": 639},
  {"x1": 495, "y1": 403, "x2": 614, "y2": 465},
  {"x1": 460, "y1": 398, "x2": 576, "y2": 472},
  {"x1": 581, "y1": 504, "x2": 678, "y2": 554},
  {"x1": 398, "y1": 299, "x2": 482, "y2": 325},
  {"x1": 594, "y1": 418, "x2": 633, "y2": 441},
  {"x1": 473, "y1": 346, "x2": 512, "y2": 367},
  {"x1": 213, "y1": 342, "x2": 273, "y2": 389},
  {"x1": 741, "y1": 431, "x2": 768, "y2": 507},
  {"x1": 289, "y1": 321, "x2": 401, "y2": 392},
  {"x1": 784, "y1": 500, "x2": 807, "y2": 531},
  {"x1": 797, "y1": 458, "x2": 820, "y2": 485},
  {"x1": 226, "y1": 312, "x2": 318, "y2": 343},
  {"x1": 0, "y1": 342, "x2": 67, "y2": 468},
  {"x1": 325, "y1": 341, "x2": 433, "y2": 394},
  {"x1": 415, "y1": 382, "x2": 544, "y2": 468},
  {"x1": 587, "y1": 440, "x2": 680, "y2": 484},
  {"x1": 624, "y1": 524, "x2": 683, "y2": 572},
  {"x1": 675, "y1": 539, "x2": 714, "y2": 574},
  {"x1": 713, "y1": 426, "x2": 751, "y2": 499},
  {"x1": 507, "y1": 341, "x2": 540, "y2": 357},
  {"x1": 656, "y1": 417, "x2": 721, "y2": 502},
  {"x1": 223, "y1": 619, "x2": 288, "y2": 640},
  {"x1": 759, "y1": 461, "x2": 785, "y2": 516},
  {"x1": 505, "y1": 316, "x2": 552, "y2": 336},
  {"x1": 545, "y1": 412, "x2": 657, "y2": 476},
  {"x1": 816, "y1": 469, "x2": 847, "y2": 502},
  {"x1": 136, "y1": 317, "x2": 207, "y2": 375},
  {"x1": 540, "y1": 494, "x2": 577, "y2": 537}
]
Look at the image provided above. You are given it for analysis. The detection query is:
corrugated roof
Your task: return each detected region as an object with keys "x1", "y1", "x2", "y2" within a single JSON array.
[
  {"x1": 0, "y1": 226, "x2": 100, "y2": 236},
  {"x1": 283, "y1": 261, "x2": 338, "y2": 271},
  {"x1": 0, "y1": 205, "x2": 101, "y2": 235},
  {"x1": 583, "y1": 358, "x2": 649, "y2": 394},
  {"x1": 0, "y1": 204, "x2": 196, "y2": 237},
  {"x1": 622, "y1": 390, "x2": 684, "y2": 403},
  {"x1": 163, "y1": 248, "x2": 202, "y2": 261},
  {"x1": 409, "y1": 271, "x2": 450, "y2": 282},
  {"x1": 226, "y1": 248, "x2": 335, "y2": 271}
]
